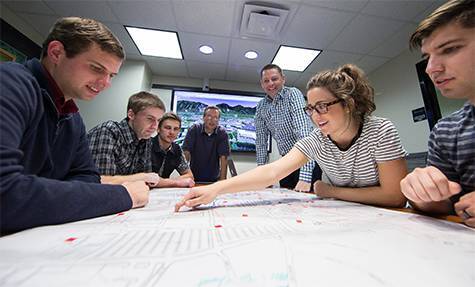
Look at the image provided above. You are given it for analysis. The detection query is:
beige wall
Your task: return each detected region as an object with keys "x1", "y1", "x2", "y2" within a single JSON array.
[
  {"x1": 77, "y1": 60, "x2": 151, "y2": 130},
  {"x1": 369, "y1": 49, "x2": 431, "y2": 153}
]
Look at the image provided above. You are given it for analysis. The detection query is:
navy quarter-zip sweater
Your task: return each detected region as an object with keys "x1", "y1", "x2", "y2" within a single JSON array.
[{"x1": 0, "y1": 59, "x2": 132, "y2": 234}]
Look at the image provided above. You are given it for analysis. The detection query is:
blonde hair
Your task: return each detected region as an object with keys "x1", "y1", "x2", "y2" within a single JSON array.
[{"x1": 127, "y1": 91, "x2": 165, "y2": 116}]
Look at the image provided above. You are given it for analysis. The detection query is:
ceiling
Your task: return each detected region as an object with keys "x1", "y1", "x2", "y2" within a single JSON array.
[{"x1": 1, "y1": 0, "x2": 444, "y2": 90}]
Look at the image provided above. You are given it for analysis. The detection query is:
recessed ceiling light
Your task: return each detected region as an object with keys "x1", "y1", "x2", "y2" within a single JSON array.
[
  {"x1": 125, "y1": 26, "x2": 183, "y2": 59},
  {"x1": 199, "y1": 45, "x2": 214, "y2": 54},
  {"x1": 244, "y1": 50, "x2": 258, "y2": 59},
  {"x1": 272, "y1": 45, "x2": 321, "y2": 72}
]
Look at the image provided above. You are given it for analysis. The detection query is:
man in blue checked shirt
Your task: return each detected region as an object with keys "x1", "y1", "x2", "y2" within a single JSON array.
[{"x1": 256, "y1": 64, "x2": 321, "y2": 192}]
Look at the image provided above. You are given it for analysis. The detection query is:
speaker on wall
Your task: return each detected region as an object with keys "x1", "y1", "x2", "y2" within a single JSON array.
[{"x1": 415, "y1": 59, "x2": 442, "y2": 130}]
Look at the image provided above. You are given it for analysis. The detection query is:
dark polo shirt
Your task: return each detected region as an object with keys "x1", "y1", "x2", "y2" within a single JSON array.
[
  {"x1": 182, "y1": 123, "x2": 230, "y2": 182},
  {"x1": 151, "y1": 136, "x2": 189, "y2": 178}
]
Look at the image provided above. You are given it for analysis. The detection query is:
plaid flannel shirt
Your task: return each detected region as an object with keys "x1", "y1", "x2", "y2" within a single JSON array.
[{"x1": 87, "y1": 118, "x2": 152, "y2": 175}]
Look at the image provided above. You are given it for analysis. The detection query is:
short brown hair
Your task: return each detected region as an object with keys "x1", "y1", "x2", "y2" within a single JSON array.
[
  {"x1": 307, "y1": 64, "x2": 375, "y2": 121},
  {"x1": 410, "y1": 0, "x2": 475, "y2": 50},
  {"x1": 203, "y1": 105, "x2": 221, "y2": 118},
  {"x1": 261, "y1": 64, "x2": 283, "y2": 77},
  {"x1": 41, "y1": 17, "x2": 125, "y2": 59},
  {"x1": 159, "y1": 112, "x2": 181, "y2": 128},
  {"x1": 127, "y1": 91, "x2": 165, "y2": 116}
]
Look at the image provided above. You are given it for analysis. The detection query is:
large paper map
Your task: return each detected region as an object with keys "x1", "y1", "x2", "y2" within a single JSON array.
[{"x1": 0, "y1": 188, "x2": 473, "y2": 286}]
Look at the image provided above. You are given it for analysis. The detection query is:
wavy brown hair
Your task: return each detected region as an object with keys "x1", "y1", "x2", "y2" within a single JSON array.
[
  {"x1": 41, "y1": 17, "x2": 124, "y2": 60},
  {"x1": 410, "y1": 0, "x2": 475, "y2": 50},
  {"x1": 307, "y1": 64, "x2": 375, "y2": 123},
  {"x1": 159, "y1": 112, "x2": 182, "y2": 128},
  {"x1": 127, "y1": 91, "x2": 165, "y2": 116}
]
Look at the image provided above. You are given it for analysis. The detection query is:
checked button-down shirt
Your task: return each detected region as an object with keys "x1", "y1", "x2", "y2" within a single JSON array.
[{"x1": 255, "y1": 86, "x2": 316, "y2": 182}]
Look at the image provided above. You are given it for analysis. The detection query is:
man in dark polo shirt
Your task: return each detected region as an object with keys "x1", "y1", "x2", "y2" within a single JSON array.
[
  {"x1": 183, "y1": 106, "x2": 230, "y2": 183},
  {"x1": 151, "y1": 112, "x2": 195, "y2": 187}
]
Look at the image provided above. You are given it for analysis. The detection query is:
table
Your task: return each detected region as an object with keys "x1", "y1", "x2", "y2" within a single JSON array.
[{"x1": 0, "y1": 188, "x2": 473, "y2": 286}]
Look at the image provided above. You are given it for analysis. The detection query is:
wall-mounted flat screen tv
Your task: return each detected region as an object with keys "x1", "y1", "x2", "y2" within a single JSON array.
[{"x1": 171, "y1": 89, "x2": 271, "y2": 153}]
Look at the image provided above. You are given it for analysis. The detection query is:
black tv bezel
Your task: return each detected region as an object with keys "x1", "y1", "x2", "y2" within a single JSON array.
[{"x1": 170, "y1": 87, "x2": 272, "y2": 154}]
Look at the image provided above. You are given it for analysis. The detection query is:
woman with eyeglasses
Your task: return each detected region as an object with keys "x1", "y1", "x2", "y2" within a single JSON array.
[{"x1": 175, "y1": 64, "x2": 408, "y2": 211}]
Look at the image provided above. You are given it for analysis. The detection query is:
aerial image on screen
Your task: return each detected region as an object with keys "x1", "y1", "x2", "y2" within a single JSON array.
[{"x1": 172, "y1": 90, "x2": 264, "y2": 152}]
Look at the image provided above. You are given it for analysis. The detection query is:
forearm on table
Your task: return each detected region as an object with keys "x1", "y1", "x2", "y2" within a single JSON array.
[
  {"x1": 329, "y1": 185, "x2": 407, "y2": 208},
  {"x1": 101, "y1": 173, "x2": 145, "y2": 185}
]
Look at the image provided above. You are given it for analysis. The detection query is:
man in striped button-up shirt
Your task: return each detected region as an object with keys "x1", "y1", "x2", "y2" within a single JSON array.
[{"x1": 255, "y1": 64, "x2": 321, "y2": 192}]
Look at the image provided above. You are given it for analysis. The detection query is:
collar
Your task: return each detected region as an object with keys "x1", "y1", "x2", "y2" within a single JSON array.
[
  {"x1": 42, "y1": 63, "x2": 79, "y2": 116},
  {"x1": 265, "y1": 86, "x2": 286, "y2": 103},
  {"x1": 200, "y1": 123, "x2": 218, "y2": 135},
  {"x1": 119, "y1": 118, "x2": 144, "y2": 145},
  {"x1": 329, "y1": 119, "x2": 364, "y2": 151},
  {"x1": 153, "y1": 135, "x2": 175, "y2": 154}
]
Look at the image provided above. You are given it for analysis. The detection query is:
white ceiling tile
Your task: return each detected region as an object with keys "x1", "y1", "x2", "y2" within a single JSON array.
[
  {"x1": 180, "y1": 33, "x2": 230, "y2": 64},
  {"x1": 45, "y1": 1, "x2": 118, "y2": 23},
  {"x1": 16, "y1": 13, "x2": 59, "y2": 38},
  {"x1": 105, "y1": 23, "x2": 140, "y2": 57},
  {"x1": 305, "y1": 50, "x2": 363, "y2": 74},
  {"x1": 356, "y1": 55, "x2": 390, "y2": 74},
  {"x1": 301, "y1": 0, "x2": 369, "y2": 12},
  {"x1": 110, "y1": 0, "x2": 176, "y2": 30},
  {"x1": 187, "y1": 61, "x2": 227, "y2": 80},
  {"x1": 361, "y1": 0, "x2": 435, "y2": 21},
  {"x1": 3, "y1": 0, "x2": 443, "y2": 86},
  {"x1": 369, "y1": 23, "x2": 417, "y2": 58},
  {"x1": 173, "y1": 0, "x2": 235, "y2": 37},
  {"x1": 294, "y1": 49, "x2": 364, "y2": 90},
  {"x1": 329, "y1": 14, "x2": 406, "y2": 54},
  {"x1": 226, "y1": 65, "x2": 261, "y2": 84},
  {"x1": 284, "y1": 5, "x2": 354, "y2": 49},
  {"x1": 412, "y1": 1, "x2": 446, "y2": 23},
  {"x1": 2, "y1": 1, "x2": 56, "y2": 15},
  {"x1": 146, "y1": 57, "x2": 188, "y2": 77},
  {"x1": 229, "y1": 38, "x2": 278, "y2": 68},
  {"x1": 282, "y1": 70, "x2": 301, "y2": 86}
]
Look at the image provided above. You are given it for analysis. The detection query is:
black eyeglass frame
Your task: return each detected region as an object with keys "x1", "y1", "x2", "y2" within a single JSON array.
[{"x1": 303, "y1": 99, "x2": 342, "y2": 116}]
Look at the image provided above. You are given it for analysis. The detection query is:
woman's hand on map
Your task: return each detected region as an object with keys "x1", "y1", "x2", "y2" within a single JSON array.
[{"x1": 175, "y1": 185, "x2": 219, "y2": 212}]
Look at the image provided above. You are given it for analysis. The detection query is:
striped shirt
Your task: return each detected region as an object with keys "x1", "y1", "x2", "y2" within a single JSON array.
[
  {"x1": 87, "y1": 118, "x2": 152, "y2": 175},
  {"x1": 295, "y1": 116, "x2": 407, "y2": 187},
  {"x1": 428, "y1": 102, "x2": 475, "y2": 196},
  {"x1": 255, "y1": 86, "x2": 316, "y2": 182}
]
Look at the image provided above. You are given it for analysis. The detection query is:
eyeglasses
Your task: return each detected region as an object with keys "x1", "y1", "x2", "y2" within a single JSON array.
[{"x1": 303, "y1": 99, "x2": 342, "y2": 116}]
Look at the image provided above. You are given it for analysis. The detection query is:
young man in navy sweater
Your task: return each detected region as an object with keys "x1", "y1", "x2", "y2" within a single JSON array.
[{"x1": 0, "y1": 17, "x2": 149, "y2": 234}]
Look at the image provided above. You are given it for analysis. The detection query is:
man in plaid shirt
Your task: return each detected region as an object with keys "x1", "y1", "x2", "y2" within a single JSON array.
[
  {"x1": 88, "y1": 91, "x2": 165, "y2": 185},
  {"x1": 256, "y1": 64, "x2": 321, "y2": 192}
]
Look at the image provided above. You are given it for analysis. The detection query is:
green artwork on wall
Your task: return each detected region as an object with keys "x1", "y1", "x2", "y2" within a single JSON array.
[{"x1": 1, "y1": 40, "x2": 27, "y2": 63}]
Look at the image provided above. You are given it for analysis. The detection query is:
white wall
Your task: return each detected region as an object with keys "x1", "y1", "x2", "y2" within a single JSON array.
[
  {"x1": 77, "y1": 60, "x2": 151, "y2": 130},
  {"x1": 369, "y1": 49, "x2": 431, "y2": 153}
]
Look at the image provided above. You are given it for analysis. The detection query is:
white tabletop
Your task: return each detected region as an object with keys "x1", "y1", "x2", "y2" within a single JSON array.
[{"x1": 0, "y1": 188, "x2": 473, "y2": 287}]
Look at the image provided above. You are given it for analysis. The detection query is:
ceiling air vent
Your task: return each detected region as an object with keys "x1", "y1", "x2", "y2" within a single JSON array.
[{"x1": 240, "y1": 3, "x2": 289, "y2": 40}]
